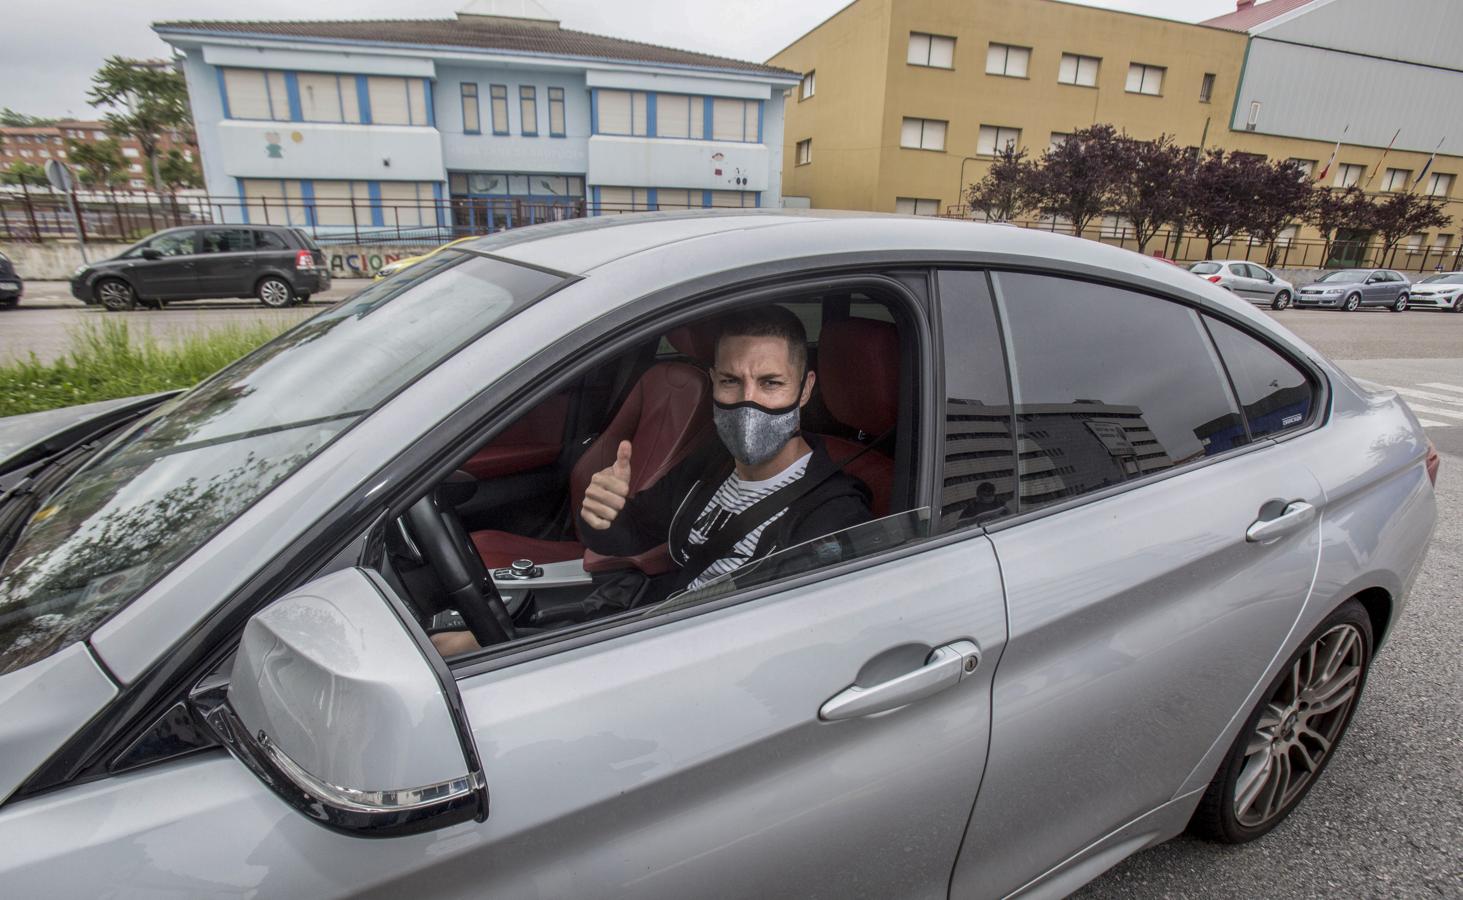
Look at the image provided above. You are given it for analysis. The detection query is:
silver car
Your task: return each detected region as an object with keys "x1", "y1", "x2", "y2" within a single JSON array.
[
  {"x1": 0, "y1": 212, "x2": 1439, "y2": 898},
  {"x1": 1190, "y1": 260, "x2": 1295, "y2": 310},
  {"x1": 1404, "y1": 271, "x2": 1463, "y2": 311},
  {"x1": 1295, "y1": 267, "x2": 1413, "y2": 311}
]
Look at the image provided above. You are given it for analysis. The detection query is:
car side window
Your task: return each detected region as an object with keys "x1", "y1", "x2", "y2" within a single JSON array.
[
  {"x1": 991, "y1": 272, "x2": 1245, "y2": 511},
  {"x1": 1247, "y1": 265, "x2": 1271, "y2": 281},
  {"x1": 936, "y1": 270, "x2": 1016, "y2": 530},
  {"x1": 1205, "y1": 317, "x2": 1315, "y2": 439},
  {"x1": 255, "y1": 230, "x2": 288, "y2": 251},
  {"x1": 149, "y1": 231, "x2": 196, "y2": 257},
  {"x1": 201, "y1": 229, "x2": 253, "y2": 254}
]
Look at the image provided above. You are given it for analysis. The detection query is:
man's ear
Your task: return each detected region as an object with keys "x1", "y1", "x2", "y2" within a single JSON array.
[{"x1": 799, "y1": 369, "x2": 816, "y2": 407}]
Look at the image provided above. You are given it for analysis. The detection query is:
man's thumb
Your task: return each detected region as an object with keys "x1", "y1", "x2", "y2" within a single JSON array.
[{"x1": 615, "y1": 440, "x2": 633, "y2": 473}]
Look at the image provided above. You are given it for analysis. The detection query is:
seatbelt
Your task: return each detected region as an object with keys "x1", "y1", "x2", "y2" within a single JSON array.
[{"x1": 676, "y1": 433, "x2": 889, "y2": 582}]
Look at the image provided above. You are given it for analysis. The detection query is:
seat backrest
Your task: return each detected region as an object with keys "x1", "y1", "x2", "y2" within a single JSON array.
[
  {"x1": 813, "y1": 317, "x2": 900, "y2": 517},
  {"x1": 570, "y1": 360, "x2": 711, "y2": 542}
]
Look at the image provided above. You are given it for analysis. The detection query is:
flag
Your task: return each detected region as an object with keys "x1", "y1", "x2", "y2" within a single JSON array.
[
  {"x1": 1411, "y1": 138, "x2": 1445, "y2": 193},
  {"x1": 1362, "y1": 128, "x2": 1402, "y2": 190},
  {"x1": 1315, "y1": 125, "x2": 1349, "y2": 183}
]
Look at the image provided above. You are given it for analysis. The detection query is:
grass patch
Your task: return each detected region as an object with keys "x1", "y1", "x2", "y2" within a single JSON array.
[{"x1": 0, "y1": 317, "x2": 293, "y2": 417}]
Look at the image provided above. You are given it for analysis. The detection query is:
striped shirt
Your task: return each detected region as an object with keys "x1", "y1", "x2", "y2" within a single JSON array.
[{"x1": 684, "y1": 452, "x2": 812, "y2": 590}]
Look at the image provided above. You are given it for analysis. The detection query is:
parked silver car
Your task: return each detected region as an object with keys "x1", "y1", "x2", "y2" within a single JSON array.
[
  {"x1": 0, "y1": 212, "x2": 1439, "y2": 898},
  {"x1": 1190, "y1": 260, "x2": 1295, "y2": 309},
  {"x1": 1295, "y1": 267, "x2": 1413, "y2": 311},
  {"x1": 1404, "y1": 271, "x2": 1463, "y2": 311}
]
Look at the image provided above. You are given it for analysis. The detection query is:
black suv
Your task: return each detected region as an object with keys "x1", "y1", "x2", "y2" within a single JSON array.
[
  {"x1": 70, "y1": 225, "x2": 330, "y2": 310},
  {"x1": 0, "y1": 251, "x2": 22, "y2": 309}
]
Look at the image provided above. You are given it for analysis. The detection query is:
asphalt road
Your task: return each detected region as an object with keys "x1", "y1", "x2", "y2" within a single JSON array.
[{"x1": 2, "y1": 285, "x2": 1459, "y2": 898}]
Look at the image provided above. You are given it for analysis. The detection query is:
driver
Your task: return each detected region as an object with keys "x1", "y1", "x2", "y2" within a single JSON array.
[{"x1": 430, "y1": 305, "x2": 873, "y2": 657}]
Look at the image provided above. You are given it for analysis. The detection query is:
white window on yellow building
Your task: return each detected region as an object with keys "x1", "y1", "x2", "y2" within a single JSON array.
[
  {"x1": 1432, "y1": 233, "x2": 1453, "y2": 253},
  {"x1": 599, "y1": 90, "x2": 649, "y2": 136},
  {"x1": 1287, "y1": 158, "x2": 1316, "y2": 177},
  {"x1": 800, "y1": 71, "x2": 816, "y2": 100},
  {"x1": 1404, "y1": 233, "x2": 1425, "y2": 255},
  {"x1": 1125, "y1": 63, "x2": 1165, "y2": 96},
  {"x1": 1427, "y1": 172, "x2": 1455, "y2": 197},
  {"x1": 977, "y1": 125, "x2": 1021, "y2": 156},
  {"x1": 1058, "y1": 54, "x2": 1099, "y2": 87},
  {"x1": 1099, "y1": 215, "x2": 1133, "y2": 239},
  {"x1": 1277, "y1": 225, "x2": 1299, "y2": 247},
  {"x1": 986, "y1": 43, "x2": 1030, "y2": 78},
  {"x1": 908, "y1": 33, "x2": 955, "y2": 69},
  {"x1": 1049, "y1": 132, "x2": 1071, "y2": 152},
  {"x1": 711, "y1": 98, "x2": 758, "y2": 141},
  {"x1": 657, "y1": 94, "x2": 704, "y2": 139},
  {"x1": 1199, "y1": 73, "x2": 1216, "y2": 103},
  {"x1": 1382, "y1": 168, "x2": 1412, "y2": 192},
  {"x1": 895, "y1": 197, "x2": 941, "y2": 216},
  {"x1": 1334, "y1": 163, "x2": 1365, "y2": 188},
  {"x1": 901, "y1": 117, "x2": 947, "y2": 151},
  {"x1": 796, "y1": 139, "x2": 812, "y2": 165}
]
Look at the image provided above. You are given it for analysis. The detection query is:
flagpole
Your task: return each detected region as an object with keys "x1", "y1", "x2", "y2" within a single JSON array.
[
  {"x1": 1362, "y1": 128, "x2": 1402, "y2": 191},
  {"x1": 1315, "y1": 124, "x2": 1350, "y2": 184},
  {"x1": 1409, "y1": 137, "x2": 1446, "y2": 194}
]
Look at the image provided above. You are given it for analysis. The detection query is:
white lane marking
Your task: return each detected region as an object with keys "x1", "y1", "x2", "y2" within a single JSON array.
[
  {"x1": 1416, "y1": 418, "x2": 1449, "y2": 428},
  {"x1": 1387, "y1": 385, "x2": 1463, "y2": 406},
  {"x1": 1401, "y1": 402, "x2": 1463, "y2": 421},
  {"x1": 1418, "y1": 382, "x2": 1463, "y2": 396}
]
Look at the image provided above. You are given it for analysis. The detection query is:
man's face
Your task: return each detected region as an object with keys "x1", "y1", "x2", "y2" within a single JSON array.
[{"x1": 712, "y1": 335, "x2": 815, "y2": 410}]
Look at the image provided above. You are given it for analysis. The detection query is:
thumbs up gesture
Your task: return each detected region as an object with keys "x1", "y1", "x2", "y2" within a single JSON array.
[{"x1": 582, "y1": 440, "x2": 633, "y2": 530}]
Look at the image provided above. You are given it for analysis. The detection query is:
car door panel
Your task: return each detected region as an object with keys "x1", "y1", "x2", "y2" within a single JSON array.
[
  {"x1": 198, "y1": 228, "x2": 258, "y2": 297},
  {"x1": 951, "y1": 449, "x2": 1322, "y2": 897},
  {"x1": 463, "y1": 392, "x2": 570, "y2": 480}
]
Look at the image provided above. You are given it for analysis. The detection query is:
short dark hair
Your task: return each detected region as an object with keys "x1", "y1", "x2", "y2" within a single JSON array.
[{"x1": 714, "y1": 304, "x2": 808, "y2": 374}]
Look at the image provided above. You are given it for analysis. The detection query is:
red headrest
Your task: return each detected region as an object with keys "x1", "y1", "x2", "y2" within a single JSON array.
[
  {"x1": 818, "y1": 319, "x2": 899, "y2": 435},
  {"x1": 665, "y1": 324, "x2": 716, "y2": 365}
]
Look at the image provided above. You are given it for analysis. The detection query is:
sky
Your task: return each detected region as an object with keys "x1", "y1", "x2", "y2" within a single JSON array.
[{"x1": 0, "y1": 0, "x2": 1242, "y2": 119}]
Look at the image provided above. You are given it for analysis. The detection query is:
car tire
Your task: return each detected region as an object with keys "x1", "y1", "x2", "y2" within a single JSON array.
[
  {"x1": 1453, "y1": 297, "x2": 1463, "y2": 313},
  {"x1": 257, "y1": 276, "x2": 295, "y2": 308},
  {"x1": 1343, "y1": 292, "x2": 1361, "y2": 311},
  {"x1": 96, "y1": 278, "x2": 136, "y2": 312},
  {"x1": 1391, "y1": 293, "x2": 1408, "y2": 312},
  {"x1": 1188, "y1": 598, "x2": 1373, "y2": 844},
  {"x1": 1271, "y1": 291, "x2": 1291, "y2": 311}
]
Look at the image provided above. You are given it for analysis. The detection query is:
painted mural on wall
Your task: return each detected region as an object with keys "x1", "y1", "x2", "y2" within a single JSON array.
[{"x1": 329, "y1": 251, "x2": 404, "y2": 278}]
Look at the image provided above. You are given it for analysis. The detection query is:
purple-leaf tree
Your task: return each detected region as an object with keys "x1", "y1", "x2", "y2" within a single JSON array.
[
  {"x1": 1109, "y1": 133, "x2": 1187, "y2": 255},
  {"x1": 1028, "y1": 124, "x2": 1126, "y2": 236},
  {"x1": 965, "y1": 143, "x2": 1037, "y2": 222},
  {"x1": 1306, "y1": 186, "x2": 1373, "y2": 266},
  {"x1": 1245, "y1": 159, "x2": 1315, "y2": 266},
  {"x1": 1369, "y1": 192, "x2": 1452, "y2": 267},
  {"x1": 1185, "y1": 149, "x2": 1270, "y2": 259}
]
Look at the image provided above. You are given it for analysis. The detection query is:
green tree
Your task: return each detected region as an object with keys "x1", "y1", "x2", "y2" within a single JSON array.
[
  {"x1": 66, "y1": 137, "x2": 129, "y2": 188},
  {"x1": 0, "y1": 161, "x2": 48, "y2": 187},
  {"x1": 86, "y1": 57, "x2": 192, "y2": 193},
  {"x1": 158, "y1": 148, "x2": 202, "y2": 190},
  {"x1": 0, "y1": 108, "x2": 58, "y2": 127}
]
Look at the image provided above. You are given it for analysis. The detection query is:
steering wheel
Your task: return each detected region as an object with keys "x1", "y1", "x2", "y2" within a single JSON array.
[{"x1": 403, "y1": 471, "x2": 516, "y2": 646}]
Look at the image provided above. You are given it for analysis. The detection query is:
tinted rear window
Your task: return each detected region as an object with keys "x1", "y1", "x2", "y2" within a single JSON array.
[
  {"x1": 1191, "y1": 263, "x2": 1221, "y2": 275},
  {"x1": 255, "y1": 230, "x2": 288, "y2": 251},
  {"x1": 1206, "y1": 317, "x2": 1314, "y2": 439}
]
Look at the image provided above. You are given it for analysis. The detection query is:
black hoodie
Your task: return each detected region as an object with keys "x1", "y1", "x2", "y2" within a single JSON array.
[{"x1": 579, "y1": 433, "x2": 873, "y2": 594}]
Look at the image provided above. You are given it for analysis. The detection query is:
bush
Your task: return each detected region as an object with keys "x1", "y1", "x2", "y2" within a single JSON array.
[{"x1": 0, "y1": 317, "x2": 292, "y2": 417}]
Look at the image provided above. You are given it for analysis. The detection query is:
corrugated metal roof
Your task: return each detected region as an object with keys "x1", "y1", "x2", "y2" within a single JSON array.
[
  {"x1": 1202, "y1": 0, "x2": 1319, "y2": 32},
  {"x1": 154, "y1": 17, "x2": 798, "y2": 79}
]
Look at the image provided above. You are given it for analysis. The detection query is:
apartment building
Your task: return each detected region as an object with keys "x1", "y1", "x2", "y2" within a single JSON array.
[
  {"x1": 772, "y1": 0, "x2": 1463, "y2": 261},
  {"x1": 0, "y1": 120, "x2": 193, "y2": 189},
  {"x1": 154, "y1": 0, "x2": 798, "y2": 232}
]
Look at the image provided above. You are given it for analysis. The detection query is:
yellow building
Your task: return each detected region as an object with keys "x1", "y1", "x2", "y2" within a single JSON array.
[{"x1": 771, "y1": 0, "x2": 1463, "y2": 269}]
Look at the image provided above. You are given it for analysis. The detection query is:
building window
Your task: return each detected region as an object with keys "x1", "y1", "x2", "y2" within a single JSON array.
[
  {"x1": 977, "y1": 125, "x2": 1021, "y2": 156},
  {"x1": 519, "y1": 86, "x2": 538, "y2": 136},
  {"x1": 800, "y1": 71, "x2": 816, "y2": 100},
  {"x1": 1100, "y1": 214, "x2": 1133, "y2": 238},
  {"x1": 900, "y1": 117, "x2": 947, "y2": 151},
  {"x1": 796, "y1": 138, "x2": 812, "y2": 165},
  {"x1": 1200, "y1": 73, "x2": 1216, "y2": 103},
  {"x1": 1404, "y1": 233, "x2": 1426, "y2": 254},
  {"x1": 1382, "y1": 168, "x2": 1412, "y2": 192},
  {"x1": 1434, "y1": 233, "x2": 1455, "y2": 252},
  {"x1": 123, "y1": 146, "x2": 140, "y2": 158},
  {"x1": 461, "y1": 83, "x2": 481, "y2": 134},
  {"x1": 1125, "y1": 63, "x2": 1165, "y2": 96},
  {"x1": 599, "y1": 89, "x2": 649, "y2": 136},
  {"x1": 711, "y1": 98, "x2": 758, "y2": 142},
  {"x1": 986, "y1": 43, "x2": 1030, "y2": 78},
  {"x1": 365, "y1": 76, "x2": 429, "y2": 126},
  {"x1": 657, "y1": 94, "x2": 705, "y2": 139},
  {"x1": 710, "y1": 190, "x2": 757, "y2": 208},
  {"x1": 1277, "y1": 224, "x2": 1299, "y2": 247},
  {"x1": 1286, "y1": 158, "x2": 1316, "y2": 177},
  {"x1": 654, "y1": 188, "x2": 699, "y2": 210},
  {"x1": 1427, "y1": 172, "x2": 1455, "y2": 197},
  {"x1": 895, "y1": 197, "x2": 941, "y2": 216},
  {"x1": 297, "y1": 73, "x2": 361, "y2": 124},
  {"x1": 488, "y1": 85, "x2": 509, "y2": 134},
  {"x1": 548, "y1": 87, "x2": 566, "y2": 137},
  {"x1": 222, "y1": 68, "x2": 290, "y2": 121},
  {"x1": 908, "y1": 32, "x2": 956, "y2": 68},
  {"x1": 1049, "y1": 132, "x2": 1071, "y2": 152},
  {"x1": 1334, "y1": 163, "x2": 1364, "y2": 188},
  {"x1": 1058, "y1": 53, "x2": 1099, "y2": 87}
]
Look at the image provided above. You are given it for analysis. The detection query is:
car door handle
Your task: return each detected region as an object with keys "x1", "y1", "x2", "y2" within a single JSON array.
[
  {"x1": 1246, "y1": 501, "x2": 1316, "y2": 543},
  {"x1": 819, "y1": 640, "x2": 980, "y2": 722}
]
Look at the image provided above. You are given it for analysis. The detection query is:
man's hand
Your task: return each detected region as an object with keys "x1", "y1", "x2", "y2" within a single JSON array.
[{"x1": 582, "y1": 440, "x2": 632, "y2": 530}]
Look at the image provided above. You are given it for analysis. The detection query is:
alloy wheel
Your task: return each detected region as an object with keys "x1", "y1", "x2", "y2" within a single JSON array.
[
  {"x1": 97, "y1": 279, "x2": 135, "y2": 311},
  {"x1": 1272, "y1": 291, "x2": 1291, "y2": 310},
  {"x1": 1344, "y1": 293, "x2": 1360, "y2": 311},
  {"x1": 1392, "y1": 293, "x2": 1408, "y2": 312},
  {"x1": 1232, "y1": 622, "x2": 1364, "y2": 828},
  {"x1": 258, "y1": 278, "x2": 293, "y2": 308}
]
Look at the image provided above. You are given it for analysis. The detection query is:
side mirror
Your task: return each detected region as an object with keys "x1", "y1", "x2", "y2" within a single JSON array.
[
  {"x1": 191, "y1": 568, "x2": 487, "y2": 837},
  {"x1": 140, "y1": 247, "x2": 163, "y2": 260}
]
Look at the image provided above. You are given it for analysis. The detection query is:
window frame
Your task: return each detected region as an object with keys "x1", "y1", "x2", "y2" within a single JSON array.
[
  {"x1": 461, "y1": 82, "x2": 481, "y2": 135},
  {"x1": 908, "y1": 32, "x2": 956, "y2": 69},
  {"x1": 977, "y1": 125, "x2": 1022, "y2": 157},
  {"x1": 1199, "y1": 72, "x2": 1216, "y2": 103},
  {"x1": 1125, "y1": 62, "x2": 1165, "y2": 96},
  {"x1": 900, "y1": 117, "x2": 948, "y2": 152},
  {"x1": 489, "y1": 84, "x2": 510, "y2": 136},
  {"x1": 547, "y1": 86, "x2": 566, "y2": 137},
  {"x1": 800, "y1": 71, "x2": 816, "y2": 100},
  {"x1": 985, "y1": 43, "x2": 1031, "y2": 78},
  {"x1": 1058, "y1": 53, "x2": 1100, "y2": 88},
  {"x1": 519, "y1": 86, "x2": 539, "y2": 137},
  {"x1": 796, "y1": 138, "x2": 812, "y2": 166}
]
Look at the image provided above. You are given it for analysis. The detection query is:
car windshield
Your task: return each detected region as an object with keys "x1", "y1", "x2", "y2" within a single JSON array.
[
  {"x1": 1316, "y1": 269, "x2": 1370, "y2": 283},
  {"x1": 1419, "y1": 274, "x2": 1463, "y2": 285},
  {"x1": 1191, "y1": 263, "x2": 1221, "y2": 274},
  {"x1": 0, "y1": 251, "x2": 562, "y2": 675}
]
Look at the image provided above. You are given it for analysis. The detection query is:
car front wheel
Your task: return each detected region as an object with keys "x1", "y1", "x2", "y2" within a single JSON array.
[
  {"x1": 1271, "y1": 291, "x2": 1291, "y2": 311},
  {"x1": 1391, "y1": 293, "x2": 1408, "y2": 312},
  {"x1": 1343, "y1": 292, "x2": 1361, "y2": 311},
  {"x1": 257, "y1": 276, "x2": 295, "y2": 308},
  {"x1": 1189, "y1": 598, "x2": 1372, "y2": 843},
  {"x1": 96, "y1": 278, "x2": 136, "y2": 312}
]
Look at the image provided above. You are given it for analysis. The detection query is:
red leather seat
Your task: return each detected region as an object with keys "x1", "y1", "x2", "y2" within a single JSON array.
[
  {"x1": 813, "y1": 318, "x2": 900, "y2": 517},
  {"x1": 471, "y1": 327, "x2": 714, "y2": 571}
]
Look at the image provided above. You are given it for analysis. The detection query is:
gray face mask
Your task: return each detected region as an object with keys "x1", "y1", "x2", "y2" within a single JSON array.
[{"x1": 713, "y1": 399, "x2": 801, "y2": 467}]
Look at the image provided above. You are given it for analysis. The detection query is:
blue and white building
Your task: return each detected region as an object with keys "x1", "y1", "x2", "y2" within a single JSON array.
[{"x1": 155, "y1": 0, "x2": 800, "y2": 234}]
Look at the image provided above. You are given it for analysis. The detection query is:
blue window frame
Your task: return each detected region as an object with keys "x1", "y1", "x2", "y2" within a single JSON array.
[
  {"x1": 489, "y1": 85, "x2": 509, "y2": 135},
  {"x1": 519, "y1": 86, "x2": 538, "y2": 136},
  {"x1": 548, "y1": 86, "x2": 566, "y2": 137},
  {"x1": 461, "y1": 83, "x2": 481, "y2": 135}
]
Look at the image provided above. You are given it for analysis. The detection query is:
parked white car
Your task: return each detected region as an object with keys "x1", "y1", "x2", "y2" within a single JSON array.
[
  {"x1": 1190, "y1": 260, "x2": 1295, "y2": 310},
  {"x1": 1404, "y1": 272, "x2": 1463, "y2": 311}
]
